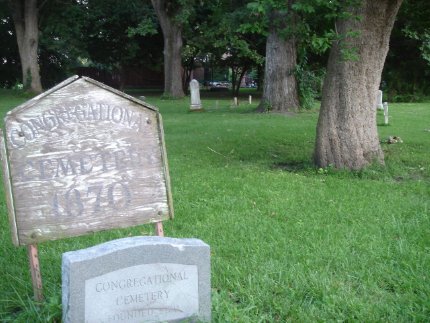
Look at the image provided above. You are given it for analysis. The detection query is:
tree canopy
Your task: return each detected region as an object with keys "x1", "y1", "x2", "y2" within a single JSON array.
[{"x1": 1, "y1": 0, "x2": 429, "y2": 99}]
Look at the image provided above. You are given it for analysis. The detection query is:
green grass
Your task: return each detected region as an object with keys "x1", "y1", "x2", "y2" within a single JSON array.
[{"x1": 0, "y1": 90, "x2": 429, "y2": 322}]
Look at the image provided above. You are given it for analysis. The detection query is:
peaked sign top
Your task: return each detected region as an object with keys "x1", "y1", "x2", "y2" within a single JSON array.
[{"x1": 1, "y1": 76, "x2": 173, "y2": 246}]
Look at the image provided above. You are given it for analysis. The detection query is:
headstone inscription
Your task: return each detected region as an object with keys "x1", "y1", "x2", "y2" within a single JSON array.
[
  {"x1": 62, "y1": 236, "x2": 211, "y2": 323},
  {"x1": 377, "y1": 90, "x2": 384, "y2": 110},
  {"x1": 0, "y1": 76, "x2": 173, "y2": 246},
  {"x1": 189, "y1": 79, "x2": 202, "y2": 111}
]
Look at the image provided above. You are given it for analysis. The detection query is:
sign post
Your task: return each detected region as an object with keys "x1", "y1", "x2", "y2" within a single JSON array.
[{"x1": 27, "y1": 244, "x2": 43, "y2": 301}]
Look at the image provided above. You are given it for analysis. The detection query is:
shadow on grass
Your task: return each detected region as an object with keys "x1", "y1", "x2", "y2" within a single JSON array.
[
  {"x1": 272, "y1": 160, "x2": 315, "y2": 173},
  {"x1": 273, "y1": 158, "x2": 430, "y2": 184}
]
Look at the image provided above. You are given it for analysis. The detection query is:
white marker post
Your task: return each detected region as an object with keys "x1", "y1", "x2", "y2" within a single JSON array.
[{"x1": 383, "y1": 102, "x2": 389, "y2": 125}]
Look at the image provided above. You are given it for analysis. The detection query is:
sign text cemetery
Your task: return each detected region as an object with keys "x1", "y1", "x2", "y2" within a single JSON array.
[{"x1": 1, "y1": 76, "x2": 173, "y2": 245}]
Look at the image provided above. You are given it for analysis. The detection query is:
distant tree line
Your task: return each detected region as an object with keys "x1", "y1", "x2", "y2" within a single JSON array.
[
  {"x1": 1, "y1": 1, "x2": 428, "y2": 100},
  {"x1": 0, "y1": 0, "x2": 428, "y2": 170}
]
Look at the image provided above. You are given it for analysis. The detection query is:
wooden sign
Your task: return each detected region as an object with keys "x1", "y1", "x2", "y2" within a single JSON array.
[{"x1": 1, "y1": 76, "x2": 173, "y2": 246}]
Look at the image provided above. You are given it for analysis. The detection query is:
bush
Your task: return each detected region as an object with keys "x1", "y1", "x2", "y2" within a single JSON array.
[
  {"x1": 388, "y1": 92, "x2": 425, "y2": 103},
  {"x1": 296, "y1": 64, "x2": 325, "y2": 110}
]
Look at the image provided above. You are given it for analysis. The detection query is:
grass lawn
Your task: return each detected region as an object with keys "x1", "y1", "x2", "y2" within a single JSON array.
[{"x1": 0, "y1": 89, "x2": 429, "y2": 322}]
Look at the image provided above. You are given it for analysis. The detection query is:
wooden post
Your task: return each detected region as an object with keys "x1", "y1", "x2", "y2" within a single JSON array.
[
  {"x1": 154, "y1": 221, "x2": 164, "y2": 237},
  {"x1": 27, "y1": 244, "x2": 43, "y2": 301},
  {"x1": 249, "y1": 95, "x2": 252, "y2": 104}
]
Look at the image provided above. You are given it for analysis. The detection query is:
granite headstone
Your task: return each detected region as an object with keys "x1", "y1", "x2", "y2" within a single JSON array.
[
  {"x1": 189, "y1": 80, "x2": 202, "y2": 111},
  {"x1": 62, "y1": 236, "x2": 211, "y2": 323}
]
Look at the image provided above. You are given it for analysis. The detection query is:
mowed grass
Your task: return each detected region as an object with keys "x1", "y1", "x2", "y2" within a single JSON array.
[{"x1": 0, "y1": 89, "x2": 429, "y2": 322}]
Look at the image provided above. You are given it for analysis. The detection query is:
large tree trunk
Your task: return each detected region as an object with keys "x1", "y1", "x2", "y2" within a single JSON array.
[
  {"x1": 10, "y1": 0, "x2": 42, "y2": 93},
  {"x1": 151, "y1": 0, "x2": 185, "y2": 98},
  {"x1": 314, "y1": 0, "x2": 403, "y2": 170},
  {"x1": 257, "y1": 9, "x2": 299, "y2": 113}
]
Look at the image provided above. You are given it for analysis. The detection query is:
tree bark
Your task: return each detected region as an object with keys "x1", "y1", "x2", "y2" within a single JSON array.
[
  {"x1": 151, "y1": 0, "x2": 185, "y2": 98},
  {"x1": 257, "y1": 9, "x2": 299, "y2": 113},
  {"x1": 314, "y1": 0, "x2": 403, "y2": 170},
  {"x1": 10, "y1": 0, "x2": 42, "y2": 93}
]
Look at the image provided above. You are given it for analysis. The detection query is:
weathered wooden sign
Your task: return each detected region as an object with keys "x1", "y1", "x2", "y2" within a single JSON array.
[{"x1": 1, "y1": 76, "x2": 173, "y2": 246}]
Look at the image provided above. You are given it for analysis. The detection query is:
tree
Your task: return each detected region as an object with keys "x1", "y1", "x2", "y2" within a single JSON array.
[
  {"x1": 215, "y1": 36, "x2": 261, "y2": 98},
  {"x1": 245, "y1": 0, "x2": 329, "y2": 113},
  {"x1": 205, "y1": 0, "x2": 264, "y2": 97},
  {"x1": 179, "y1": 2, "x2": 212, "y2": 94},
  {"x1": 81, "y1": 0, "x2": 160, "y2": 90},
  {"x1": 382, "y1": 0, "x2": 430, "y2": 99},
  {"x1": 314, "y1": 0, "x2": 403, "y2": 170},
  {"x1": 151, "y1": 0, "x2": 186, "y2": 98},
  {"x1": 400, "y1": 0, "x2": 430, "y2": 65},
  {"x1": 0, "y1": 5, "x2": 21, "y2": 88},
  {"x1": 8, "y1": 0, "x2": 42, "y2": 93},
  {"x1": 257, "y1": 6, "x2": 299, "y2": 112}
]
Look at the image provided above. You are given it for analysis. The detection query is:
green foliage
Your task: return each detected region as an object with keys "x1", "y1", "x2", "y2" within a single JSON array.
[
  {"x1": 0, "y1": 0, "x2": 429, "y2": 100},
  {"x1": 403, "y1": 28, "x2": 430, "y2": 64},
  {"x1": 39, "y1": 0, "x2": 163, "y2": 87},
  {"x1": 258, "y1": 99, "x2": 273, "y2": 112},
  {"x1": 84, "y1": 1, "x2": 158, "y2": 67},
  {"x1": 209, "y1": 2, "x2": 264, "y2": 65},
  {"x1": 401, "y1": 0, "x2": 430, "y2": 65},
  {"x1": 389, "y1": 93, "x2": 426, "y2": 103},
  {"x1": 0, "y1": 4, "x2": 20, "y2": 88},
  {"x1": 382, "y1": 0, "x2": 430, "y2": 99},
  {"x1": 309, "y1": 33, "x2": 331, "y2": 54},
  {"x1": 127, "y1": 17, "x2": 158, "y2": 37},
  {"x1": 295, "y1": 48, "x2": 325, "y2": 110},
  {"x1": 197, "y1": 1, "x2": 264, "y2": 96}
]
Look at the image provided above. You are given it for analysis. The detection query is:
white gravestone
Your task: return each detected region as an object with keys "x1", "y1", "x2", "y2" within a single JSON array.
[
  {"x1": 62, "y1": 236, "x2": 211, "y2": 323},
  {"x1": 383, "y1": 102, "x2": 389, "y2": 125},
  {"x1": 189, "y1": 79, "x2": 202, "y2": 111},
  {"x1": 377, "y1": 90, "x2": 384, "y2": 110}
]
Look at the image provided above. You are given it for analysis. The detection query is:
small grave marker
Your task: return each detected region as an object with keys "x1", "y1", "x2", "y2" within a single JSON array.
[
  {"x1": 383, "y1": 101, "x2": 389, "y2": 125},
  {"x1": 62, "y1": 236, "x2": 211, "y2": 323},
  {"x1": 189, "y1": 79, "x2": 202, "y2": 111},
  {"x1": 377, "y1": 90, "x2": 384, "y2": 110}
]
